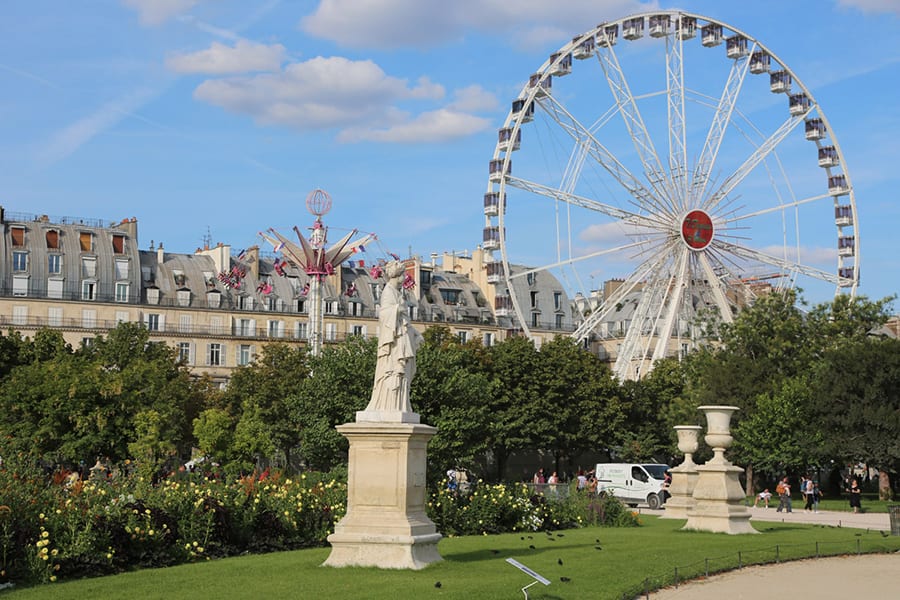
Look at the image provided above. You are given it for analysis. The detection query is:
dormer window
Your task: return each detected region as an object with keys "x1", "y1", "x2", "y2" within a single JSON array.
[
  {"x1": 176, "y1": 288, "x2": 191, "y2": 307},
  {"x1": 79, "y1": 232, "x2": 93, "y2": 252},
  {"x1": 146, "y1": 286, "x2": 160, "y2": 305},
  {"x1": 112, "y1": 234, "x2": 126, "y2": 254},
  {"x1": 46, "y1": 229, "x2": 60, "y2": 249},
  {"x1": 10, "y1": 226, "x2": 25, "y2": 247},
  {"x1": 173, "y1": 270, "x2": 186, "y2": 287},
  {"x1": 115, "y1": 258, "x2": 129, "y2": 280}
]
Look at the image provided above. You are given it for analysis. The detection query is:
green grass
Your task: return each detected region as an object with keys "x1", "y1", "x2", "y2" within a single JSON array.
[
  {"x1": 746, "y1": 496, "x2": 897, "y2": 513},
  {"x1": 6, "y1": 517, "x2": 899, "y2": 600}
]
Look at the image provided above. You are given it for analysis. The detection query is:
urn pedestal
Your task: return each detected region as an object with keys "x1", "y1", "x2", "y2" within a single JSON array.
[
  {"x1": 682, "y1": 406, "x2": 757, "y2": 535},
  {"x1": 323, "y1": 421, "x2": 443, "y2": 569}
]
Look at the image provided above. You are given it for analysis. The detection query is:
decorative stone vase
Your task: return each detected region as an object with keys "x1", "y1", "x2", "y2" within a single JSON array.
[
  {"x1": 674, "y1": 425, "x2": 702, "y2": 468},
  {"x1": 698, "y1": 405, "x2": 738, "y2": 464}
]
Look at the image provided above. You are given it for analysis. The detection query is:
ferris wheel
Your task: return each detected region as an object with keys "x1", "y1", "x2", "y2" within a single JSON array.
[{"x1": 483, "y1": 11, "x2": 860, "y2": 380}]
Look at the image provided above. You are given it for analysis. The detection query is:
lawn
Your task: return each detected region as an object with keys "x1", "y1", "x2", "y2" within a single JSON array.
[
  {"x1": 747, "y1": 495, "x2": 896, "y2": 513},
  {"x1": 5, "y1": 516, "x2": 898, "y2": 600}
]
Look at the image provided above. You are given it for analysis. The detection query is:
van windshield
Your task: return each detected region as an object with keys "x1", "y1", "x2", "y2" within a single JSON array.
[{"x1": 642, "y1": 465, "x2": 668, "y2": 480}]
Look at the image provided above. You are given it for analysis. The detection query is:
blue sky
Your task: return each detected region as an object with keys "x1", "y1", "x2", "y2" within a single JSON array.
[{"x1": 1, "y1": 0, "x2": 898, "y2": 308}]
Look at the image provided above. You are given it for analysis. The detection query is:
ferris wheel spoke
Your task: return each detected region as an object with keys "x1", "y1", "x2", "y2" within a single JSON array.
[
  {"x1": 690, "y1": 48, "x2": 753, "y2": 204},
  {"x1": 595, "y1": 43, "x2": 676, "y2": 211},
  {"x1": 716, "y1": 240, "x2": 841, "y2": 285},
  {"x1": 652, "y1": 246, "x2": 691, "y2": 361},
  {"x1": 572, "y1": 243, "x2": 677, "y2": 342},
  {"x1": 666, "y1": 32, "x2": 688, "y2": 211},
  {"x1": 696, "y1": 251, "x2": 736, "y2": 324},
  {"x1": 724, "y1": 191, "x2": 832, "y2": 223},
  {"x1": 509, "y1": 237, "x2": 665, "y2": 283},
  {"x1": 702, "y1": 108, "x2": 811, "y2": 213},
  {"x1": 505, "y1": 175, "x2": 667, "y2": 229},
  {"x1": 537, "y1": 95, "x2": 672, "y2": 217}
]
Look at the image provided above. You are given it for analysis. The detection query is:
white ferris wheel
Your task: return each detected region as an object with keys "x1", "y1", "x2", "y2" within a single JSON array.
[{"x1": 482, "y1": 11, "x2": 860, "y2": 380}]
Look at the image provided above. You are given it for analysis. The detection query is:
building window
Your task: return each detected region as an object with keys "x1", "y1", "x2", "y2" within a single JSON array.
[
  {"x1": 48, "y1": 307, "x2": 63, "y2": 327},
  {"x1": 237, "y1": 344, "x2": 253, "y2": 366},
  {"x1": 176, "y1": 289, "x2": 191, "y2": 307},
  {"x1": 207, "y1": 290, "x2": 221, "y2": 308},
  {"x1": 12, "y1": 251, "x2": 27, "y2": 272},
  {"x1": 526, "y1": 272, "x2": 536, "y2": 286},
  {"x1": 325, "y1": 323, "x2": 337, "y2": 341},
  {"x1": 12, "y1": 275, "x2": 28, "y2": 297},
  {"x1": 267, "y1": 320, "x2": 284, "y2": 338},
  {"x1": 47, "y1": 278, "x2": 63, "y2": 299},
  {"x1": 46, "y1": 230, "x2": 60, "y2": 249},
  {"x1": 173, "y1": 270, "x2": 186, "y2": 287},
  {"x1": 146, "y1": 313, "x2": 160, "y2": 331},
  {"x1": 348, "y1": 302, "x2": 363, "y2": 317},
  {"x1": 115, "y1": 311, "x2": 129, "y2": 323},
  {"x1": 179, "y1": 314, "x2": 192, "y2": 333},
  {"x1": 371, "y1": 283, "x2": 382, "y2": 303},
  {"x1": 115, "y1": 258, "x2": 129, "y2": 280},
  {"x1": 210, "y1": 316, "x2": 224, "y2": 334},
  {"x1": 530, "y1": 291, "x2": 538, "y2": 308},
  {"x1": 115, "y1": 282, "x2": 129, "y2": 303},
  {"x1": 554, "y1": 292, "x2": 562, "y2": 311},
  {"x1": 351, "y1": 325, "x2": 365, "y2": 337},
  {"x1": 11, "y1": 226, "x2": 25, "y2": 247},
  {"x1": 237, "y1": 318, "x2": 253, "y2": 336},
  {"x1": 295, "y1": 321, "x2": 308, "y2": 339},
  {"x1": 325, "y1": 300, "x2": 338, "y2": 315},
  {"x1": 82, "y1": 257, "x2": 97, "y2": 278},
  {"x1": 81, "y1": 337, "x2": 94, "y2": 348},
  {"x1": 208, "y1": 343, "x2": 222, "y2": 366},
  {"x1": 112, "y1": 234, "x2": 125, "y2": 254},
  {"x1": 79, "y1": 232, "x2": 93, "y2": 252},
  {"x1": 82, "y1": 309, "x2": 97, "y2": 328},
  {"x1": 146, "y1": 287, "x2": 160, "y2": 304},
  {"x1": 407, "y1": 305, "x2": 419, "y2": 320},
  {"x1": 48, "y1": 254, "x2": 61, "y2": 274},
  {"x1": 296, "y1": 298, "x2": 306, "y2": 313},
  {"x1": 82, "y1": 281, "x2": 96, "y2": 300},
  {"x1": 177, "y1": 342, "x2": 191, "y2": 364},
  {"x1": 439, "y1": 289, "x2": 461, "y2": 305},
  {"x1": 238, "y1": 295, "x2": 254, "y2": 310},
  {"x1": 458, "y1": 331, "x2": 468, "y2": 343},
  {"x1": 483, "y1": 332, "x2": 494, "y2": 347},
  {"x1": 531, "y1": 312, "x2": 540, "y2": 328},
  {"x1": 12, "y1": 305, "x2": 27, "y2": 326},
  {"x1": 555, "y1": 314, "x2": 564, "y2": 329}
]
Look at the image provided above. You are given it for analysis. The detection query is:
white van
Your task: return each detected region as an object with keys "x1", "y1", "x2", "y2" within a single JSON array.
[{"x1": 594, "y1": 463, "x2": 669, "y2": 510}]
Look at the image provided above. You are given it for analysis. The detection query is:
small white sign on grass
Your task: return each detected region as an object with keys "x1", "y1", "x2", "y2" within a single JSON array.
[{"x1": 505, "y1": 557, "x2": 551, "y2": 599}]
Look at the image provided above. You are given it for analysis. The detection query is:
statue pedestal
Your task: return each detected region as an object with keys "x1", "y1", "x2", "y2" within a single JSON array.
[
  {"x1": 660, "y1": 464, "x2": 698, "y2": 520},
  {"x1": 323, "y1": 421, "x2": 442, "y2": 569},
  {"x1": 682, "y1": 459, "x2": 757, "y2": 534}
]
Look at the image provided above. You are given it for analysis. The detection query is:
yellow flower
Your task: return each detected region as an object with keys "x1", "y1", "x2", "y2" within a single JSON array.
[
  {"x1": 148, "y1": 530, "x2": 155, "y2": 536},
  {"x1": 39, "y1": 513, "x2": 45, "y2": 519},
  {"x1": 51, "y1": 549, "x2": 58, "y2": 556},
  {"x1": 41, "y1": 555, "x2": 48, "y2": 561},
  {"x1": 49, "y1": 576, "x2": 57, "y2": 582},
  {"x1": 41, "y1": 531, "x2": 49, "y2": 539},
  {"x1": 107, "y1": 553, "x2": 113, "y2": 559}
]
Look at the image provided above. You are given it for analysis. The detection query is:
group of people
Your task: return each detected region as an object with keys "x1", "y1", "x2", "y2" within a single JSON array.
[
  {"x1": 756, "y1": 475, "x2": 863, "y2": 513},
  {"x1": 531, "y1": 468, "x2": 600, "y2": 494}
]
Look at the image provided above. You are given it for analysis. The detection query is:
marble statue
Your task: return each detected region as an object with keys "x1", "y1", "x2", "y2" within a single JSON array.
[{"x1": 364, "y1": 260, "x2": 423, "y2": 414}]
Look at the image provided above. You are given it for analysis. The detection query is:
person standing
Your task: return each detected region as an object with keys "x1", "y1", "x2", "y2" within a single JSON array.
[
  {"x1": 776, "y1": 477, "x2": 792, "y2": 513},
  {"x1": 812, "y1": 481, "x2": 822, "y2": 513},
  {"x1": 848, "y1": 478, "x2": 862, "y2": 513},
  {"x1": 803, "y1": 476, "x2": 815, "y2": 511},
  {"x1": 533, "y1": 467, "x2": 546, "y2": 493}
]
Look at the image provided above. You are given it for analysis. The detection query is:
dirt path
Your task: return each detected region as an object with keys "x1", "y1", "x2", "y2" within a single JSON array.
[{"x1": 650, "y1": 553, "x2": 900, "y2": 598}]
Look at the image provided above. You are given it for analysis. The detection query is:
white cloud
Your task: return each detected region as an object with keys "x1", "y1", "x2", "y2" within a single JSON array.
[
  {"x1": 836, "y1": 0, "x2": 900, "y2": 15},
  {"x1": 166, "y1": 40, "x2": 286, "y2": 74},
  {"x1": 338, "y1": 109, "x2": 491, "y2": 143},
  {"x1": 300, "y1": 0, "x2": 660, "y2": 49},
  {"x1": 448, "y1": 85, "x2": 498, "y2": 112},
  {"x1": 192, "y1": 56, "x2": 490, "y2": 143},
  {"x1": 122, "y1": 0, "x2": 200, "y2": 26}
]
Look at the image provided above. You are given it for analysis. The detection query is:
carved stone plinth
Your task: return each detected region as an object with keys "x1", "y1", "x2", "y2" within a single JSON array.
[
  {"x1": 682, "y1": 461, "x2": 756, "y2": 534},
  {"x1": 323, "y1": 421, "x2": 443, "y2": 569}
]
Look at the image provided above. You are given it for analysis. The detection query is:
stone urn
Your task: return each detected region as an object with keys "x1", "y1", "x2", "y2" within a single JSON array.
[
  {"x1": 698, "y1": 405, "x2": 738, "y2": 464},
  {"x1": 674, "y1": 425, "x2": 702, "y2": 468}
]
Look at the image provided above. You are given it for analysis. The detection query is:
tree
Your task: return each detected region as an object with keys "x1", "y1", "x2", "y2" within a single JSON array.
[{"x1": 810, "y1": 336, "x2": 900, "y2": 500}]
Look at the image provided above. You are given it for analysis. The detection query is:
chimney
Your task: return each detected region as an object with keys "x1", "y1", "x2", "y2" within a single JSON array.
[{"x1": 157, "y1": 242, "x2": 165, "y2": 264}]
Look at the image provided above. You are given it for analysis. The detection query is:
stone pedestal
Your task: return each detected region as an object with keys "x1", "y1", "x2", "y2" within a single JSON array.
[
  {"x1": 662, "y1": 425, "x2": 702, "y2": 520},
  {"x1": 323, "y1": 420, "x2": 443, "y2": 569},
  {"x1": 682, "y1": 406, "x2": 757, "y2": 535}
]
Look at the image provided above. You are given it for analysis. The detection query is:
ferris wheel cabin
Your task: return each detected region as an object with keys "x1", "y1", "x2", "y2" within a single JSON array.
[
  {"x1": 701, "y1": 23, "x2": 723, "y2": 47},
  {"x1": 483, "y1": 192, "x2": 503, "y2": 217},
  {"x1": 838, "y1": 235, "x2": 855, "y2": 257},
  {"x1": 573, "y1": 35, "x2": 595, "y2": 59},
  {"x1": 770, "y1": 70, "x2": 792, "y2": 94},
  {"x1": 482, "y1": 226, "x2": 501, "y2": 251},
  {"x1": 818, "y1": 146, "x2": 840, "y2": 168},
  {"x1": 805, "y1": 118, "x2": 826, "y2": 140},
  {"x1": 497, "y1": 127, "x2": 521, "y2": 152},
  {"x1": 649, "y1": 14, "x2": 671, "y2": 38},
  {"x1": 828, "y1": 175, "x2": 849, "y2": 196},
  {"x1": 676, "y1": 16, "x2": 697, "y2": 40},
  {"x1": 549, "y1": 52, "x2": 572, "y2": 76},
  {"x1": 835, "y1": 205, "x2": 854, "y2": 227},
  {"x1": 596, "y1": 24, "x2": 619, "y2": 47},
  {"x1": 528, "y1": 73, "x2": 552, "y2": 97},
  {"x1": 749, "y1": 51, "x2": 771, "y2": 74},
  {"x1": 725, "y1": 35, "x2": 749, "y2": 59},
  {"x1": 622, "y1": 17, "x2": 645, "y2": 40},
  {"x1": 511, "y1": 99, "x2": 534, "y2": 123},
  {"x1": 489, "y1": 159, "x2": 510, "y2": 183},
  {"x1": 788, "y1": 93, "x2": 811, "y2": 116}
]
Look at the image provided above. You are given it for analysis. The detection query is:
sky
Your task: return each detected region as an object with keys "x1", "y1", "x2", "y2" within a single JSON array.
[{"x1": 1, "y1": 0, "x2": 899, "y2": 309}]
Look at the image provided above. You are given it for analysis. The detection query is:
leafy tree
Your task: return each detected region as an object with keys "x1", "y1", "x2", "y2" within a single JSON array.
[{"x1": 809, "y1": 336, "x2": 900, "y2": 500}]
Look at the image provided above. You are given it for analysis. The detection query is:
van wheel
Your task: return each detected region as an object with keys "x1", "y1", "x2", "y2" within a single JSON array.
[
  {"x1": 627, "y1": 503, "x2": 638, "y2": 508},
  {"x1": 647, "y1": 494, "x2": 661, "y2": 510}
]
